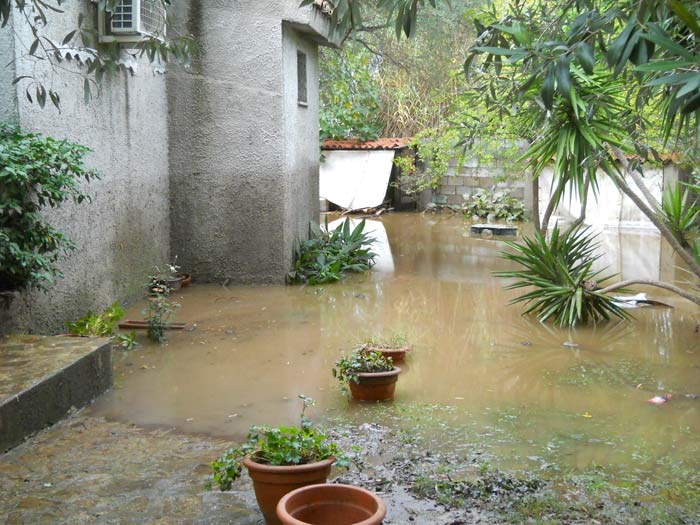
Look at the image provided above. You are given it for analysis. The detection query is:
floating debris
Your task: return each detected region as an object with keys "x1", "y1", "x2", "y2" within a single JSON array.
[{"x1": 647, "y1": 394, "x2": 673, "y2": 405}]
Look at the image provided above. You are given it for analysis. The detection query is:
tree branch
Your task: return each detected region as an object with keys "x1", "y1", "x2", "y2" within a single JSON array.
[
  {"x1": 608, "y1": 168, "x2": 700, "y2": 278},
  {"x1": 596, "y1": 279, "x2": 700, "y2": 305},
  {"x1": 611, "y1": 146, "x2": 660, "y2": 210},
  {"x1": 564, "y1": 174, "x2": 590, "y2": 235}
]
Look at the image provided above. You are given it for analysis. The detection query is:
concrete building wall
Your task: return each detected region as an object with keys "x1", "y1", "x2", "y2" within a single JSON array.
[
  {"x1": 1, "y1": 0, "x2": 335, "y2": 333},
  {"x1": 282, "y1": 24, "x2": 322, "y2": 269},
  {"x1": 168, "y1": 1, "x2": 333, "y2": 283},
  {"x1": 0, "y1": 15, "x2": 17, "y2": 124},
  {"x1": 0, "y1": 2, "x2": 170, "y2": 333}
]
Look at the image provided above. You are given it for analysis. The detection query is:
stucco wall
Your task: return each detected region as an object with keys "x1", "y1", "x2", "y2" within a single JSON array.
[
  {"x1": 282, "y1": 24, "x2": 321, "y2": 270},
  {"x1": 1, "y1": 1, "x2": 334, "y2": 333},
  {"x1": 168, "y1": 2, "x2": 329, "y2": 283},
  {"x1": 0, "y1": 2, "x2": 170, "y2": 333},
  {"x1": 0, "y1": 15, "x2": 17, "y2": 124}
]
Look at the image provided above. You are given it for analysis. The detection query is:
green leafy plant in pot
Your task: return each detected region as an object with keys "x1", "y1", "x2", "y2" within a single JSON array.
[
  {"x1": 209, "y1": 395, "x2": 349, "y2": 525},
  {"x1": 333, "y1": 349, "x2": 401, "y2": 402},
  {"x1": 360, "y1": 333, "x2": 411, "y2": 363}
]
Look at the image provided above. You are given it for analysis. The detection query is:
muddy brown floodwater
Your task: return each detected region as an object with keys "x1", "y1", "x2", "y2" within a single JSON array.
[{"x1": 89, "y1": 212, "x2": 700, "y2": 476}]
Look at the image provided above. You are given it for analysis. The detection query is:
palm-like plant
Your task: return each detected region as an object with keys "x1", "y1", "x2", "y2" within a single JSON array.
[
  {"x1": 496, "y1": 225, "x2": 629, "y2": 327},
  {"x1": 660, "y1": 183, "x2": 700, "y2": 247}
]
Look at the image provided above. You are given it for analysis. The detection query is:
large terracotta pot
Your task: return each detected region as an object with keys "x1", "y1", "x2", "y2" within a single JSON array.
[
  {"x1": 276, "y1": 483, "x2": 387, "y2": 525},
  {"x1": 348, "y1": 368, "x2": 401, "y2": 402},
  {"x1": 363, "y1": 345, "x2": 409, "y2": 363},
  {"x1": 242, "y1": 456, "x2": 335, "y2": 525}
]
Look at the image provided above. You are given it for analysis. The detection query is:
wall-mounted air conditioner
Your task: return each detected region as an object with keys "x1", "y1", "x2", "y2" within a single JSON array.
[{"x1": 98, "y1": 0, "x2": 167, "y2": 43}]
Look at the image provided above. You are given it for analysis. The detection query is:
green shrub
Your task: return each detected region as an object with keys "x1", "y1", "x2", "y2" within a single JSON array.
[
  {"x1": 0, "y1": 124, "x2": 98, "y2": 292},
  {"x1": 496, "y1": 225, "x2": 629, "y2": 327},
  {"x1": 287, "y1": 219, "x2": 376, "y2": 285},
  {"x1": 463, "y1": 189, "x2": 525, "y2": 222},
  {"x1": 66, "y1": 301, "x2": 125, "y2": 336}
]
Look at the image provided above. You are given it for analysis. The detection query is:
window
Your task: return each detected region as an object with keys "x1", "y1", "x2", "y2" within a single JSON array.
[{"x1": 297, "y1": 51, "x2": 307, "y2": 106}]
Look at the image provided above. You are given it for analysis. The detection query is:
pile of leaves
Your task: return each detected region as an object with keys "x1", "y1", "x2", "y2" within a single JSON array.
[
  {"x1": 463, "y1": 189, "x2": 525, "y2": 223},
  {"x1": 287, "y1": 219, "x2": 376, "y2": 285}
]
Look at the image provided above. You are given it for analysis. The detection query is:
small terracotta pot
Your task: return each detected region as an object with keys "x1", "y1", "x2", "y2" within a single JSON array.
[
  {"x1": 348, "y1": 368, "x2": 401, "y2": 402},
  {"x1": 363, "y1": 345, "x2": 409, "y2": 363},
  {"x1": 179, "y1": 273, "x2": 192, "y2": 287},
  {"x1": 242, "y1": 456, "x2": 335, "y2": 525},
  {"x1": 277, "y1": 483, "x2": 387, "y2": 525}
]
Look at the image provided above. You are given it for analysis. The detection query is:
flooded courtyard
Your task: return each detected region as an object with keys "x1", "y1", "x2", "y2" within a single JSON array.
[
  {"x1": 93, "y1": 213, "x2": 700, "y2": 473},
  {"x1": 4, "y1": 212, "x2": 700, "y2": 524}
]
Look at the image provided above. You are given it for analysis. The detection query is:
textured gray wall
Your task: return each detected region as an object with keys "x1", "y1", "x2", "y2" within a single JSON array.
[
  {"x1": 282, "y1": 25, "x2": 322, "y2": 270},
  {"x1": 0, "y1": 15, "x2": 17, "y2": 124},
  {"x1": 168, "y1": 2, "x2": 329, "y2": 283},
  {"x1": 0, "y1": 1, "x2": 333, "y2": 333},
  {"x1": 0, "y1": 2, "x2": 170, "y2": 333}
]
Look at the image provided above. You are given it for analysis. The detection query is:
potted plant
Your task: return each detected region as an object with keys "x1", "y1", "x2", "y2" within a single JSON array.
[
  {"x1": 277, "y1": 483, "x2": 387, "y2": 525},
  {"x1": 147, "y1": 257, "x2": 191, "y2": 295},
  {"x1": 333, "y1": 349, "x2": 401, "y2": 402},
  {"x1": 360, "y1": 334, "x2": 411, "y2": 363},
  {"x1": 209, "y1": 395, "x2": 349, "y2": 525}
]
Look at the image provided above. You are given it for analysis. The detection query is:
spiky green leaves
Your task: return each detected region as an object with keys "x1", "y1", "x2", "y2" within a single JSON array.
[{"x1": 496, "y1": 225, "x2": 629, "y2": 327}]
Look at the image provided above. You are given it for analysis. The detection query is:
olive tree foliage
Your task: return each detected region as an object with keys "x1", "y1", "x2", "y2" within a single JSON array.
[
  {"x1": 0, "y1": 0, "x2": 192, "y2": 110},
  {"x1": 460, "y1": 0, "x2": 700, "y2": 311},
  {"x1": 313, "y1": 0, "x2": 700, "y2": 321}
]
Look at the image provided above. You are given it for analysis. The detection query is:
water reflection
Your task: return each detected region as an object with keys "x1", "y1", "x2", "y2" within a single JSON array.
[{"x1": 90, "y1": 213, "x2": 700, "y2": 471}]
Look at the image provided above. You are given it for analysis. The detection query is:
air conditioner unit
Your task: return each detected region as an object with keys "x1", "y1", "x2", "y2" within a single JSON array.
[{"x1": 98, "y1": 0, "x2": 167, "y2": 43}]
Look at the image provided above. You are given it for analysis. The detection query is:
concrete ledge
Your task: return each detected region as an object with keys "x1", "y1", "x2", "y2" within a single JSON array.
[{"x1": 0, "y1": 335, "x2": 112, "y2": 452}]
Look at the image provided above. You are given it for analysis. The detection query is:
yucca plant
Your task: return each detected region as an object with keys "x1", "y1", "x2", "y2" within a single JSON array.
[
  {"x1": 660, "y1": 183, "x2": 700, "y2": 247},
  {"x1": 496, "y1": 225, "x2": 629, "y2": 327}
]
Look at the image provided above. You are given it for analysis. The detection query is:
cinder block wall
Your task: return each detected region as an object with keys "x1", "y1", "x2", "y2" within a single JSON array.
[{"x1": 432, "y1": 157, "x2": 526, "y2": 207}]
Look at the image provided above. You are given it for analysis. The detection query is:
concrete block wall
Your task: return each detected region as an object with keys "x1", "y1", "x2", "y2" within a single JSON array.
[
  {"x1": 425, "y1": 156, "x2": 526, "y2": 208},
  {"x1": 434, "y1": 164, "x2": 526, "y2": 207}
]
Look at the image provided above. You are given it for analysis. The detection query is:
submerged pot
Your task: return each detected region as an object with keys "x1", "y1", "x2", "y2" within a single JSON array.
[
  {"x1": 277, "y1": 483, "x2": 387, "y2": 525},
  {"x1": 348, "y1": 367, "x2": 401, "y2": 402},
  {"x1": 363, "y1": 345, "x2": 409, "y2": 363},
  {"x1": 242, "y1": 455, "x2": 335, "y2": 525}
]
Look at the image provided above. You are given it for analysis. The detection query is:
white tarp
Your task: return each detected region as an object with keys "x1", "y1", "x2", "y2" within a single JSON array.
[{"x1": 320, "y1": 150, "x2": 395, "y2": 210}]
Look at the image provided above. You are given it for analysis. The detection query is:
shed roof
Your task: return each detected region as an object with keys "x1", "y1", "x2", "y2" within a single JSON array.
[{"x1": 322, "y1": 138, "x2": 413, "y2": 150}]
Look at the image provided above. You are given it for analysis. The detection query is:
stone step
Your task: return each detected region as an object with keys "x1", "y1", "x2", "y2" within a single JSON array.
[{"x1": 0, "y1": 335, "x2": 112, "y2": 452}]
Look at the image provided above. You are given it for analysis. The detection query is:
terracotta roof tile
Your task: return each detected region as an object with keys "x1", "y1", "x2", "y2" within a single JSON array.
[{"x1": 322, "y1": 138, "x2": 413, "y2": 150}]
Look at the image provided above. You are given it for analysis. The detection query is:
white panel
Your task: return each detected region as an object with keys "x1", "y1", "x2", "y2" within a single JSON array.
[{"x1": 320, "y1": 150, "x2": 395, "y2": 210}]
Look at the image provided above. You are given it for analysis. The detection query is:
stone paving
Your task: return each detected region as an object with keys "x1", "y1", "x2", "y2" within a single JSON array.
[
  {"x1": 0, "y1": 414, "x2": 481, "y2": 525},
  {"x1": 0, "y1": 414, "x2": 259, "y2": 524}
]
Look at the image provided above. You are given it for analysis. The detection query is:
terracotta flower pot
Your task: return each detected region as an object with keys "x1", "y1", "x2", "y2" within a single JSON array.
[
  {"x1": 348, "y1": 367, "x2": 401, "y2": 402},
  {"x1": 363, "y1": 345, "x2": 409, "y2": 363},
  {"x1": 179, "y1": 273, "x2": 192, "y2": 287},
  {"x1": 242, "y1": 456, "x2": 335, "y2": 525},
  {"x1": 277, "y1": 483, "x2": 387, "y2": 525}
]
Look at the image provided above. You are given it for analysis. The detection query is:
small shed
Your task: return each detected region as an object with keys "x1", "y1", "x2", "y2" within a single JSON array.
[{"x1": 320, "y1": 138, "x2": 413, "y2": 211}]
